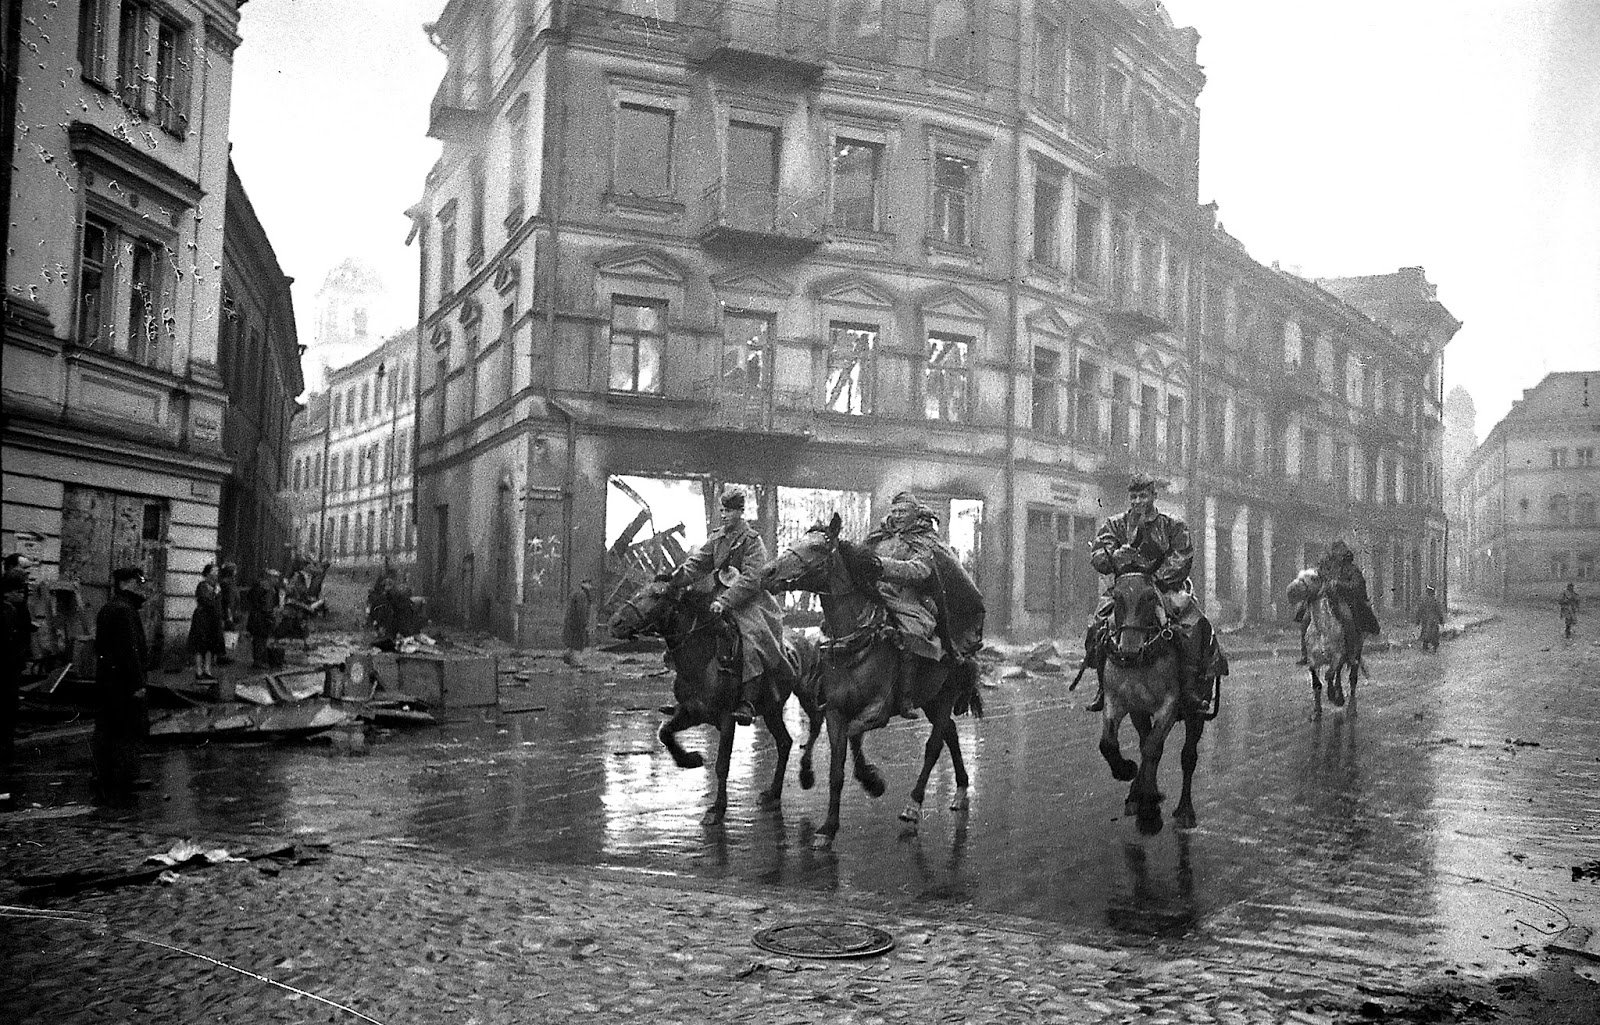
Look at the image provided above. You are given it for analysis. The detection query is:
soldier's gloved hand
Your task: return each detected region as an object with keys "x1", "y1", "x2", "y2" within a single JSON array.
[{"x1": 1113, "y1": 545, "x2": 1141, "y2": 571}]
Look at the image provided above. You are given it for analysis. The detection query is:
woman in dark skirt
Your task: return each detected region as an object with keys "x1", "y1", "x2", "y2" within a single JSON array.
[{"x1": 188, "y1": 563, "x2": 226, "y2": 680}]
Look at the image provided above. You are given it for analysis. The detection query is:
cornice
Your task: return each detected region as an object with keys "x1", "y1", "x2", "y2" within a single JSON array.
[{"x1": 68, "y1": 122, "x2": 204, "y2": 210}]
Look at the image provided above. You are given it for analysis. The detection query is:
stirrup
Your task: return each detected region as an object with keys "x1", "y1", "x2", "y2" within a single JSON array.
[{"x1": 732, "y1": 701, "x2": 755, "y2": 727}]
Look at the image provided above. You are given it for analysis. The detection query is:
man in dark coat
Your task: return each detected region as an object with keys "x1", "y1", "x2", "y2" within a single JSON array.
[
  {"x1": 1317, "y1": 541, "x2": 1381, "y2": 636},
  {"x1": 663, "y1": 490, "x2": 794, "y2": 726},
  {"x1": 245, "y1": 568, "x2": 281, "y2": 668},
  {"x1": 861, "y1": 491, "x2": 986, "y2": 718},
  {"x1": 1415, "y1": 585, "x2": 1443, "y2": 651},
  {"x1": 2, "y1": 554, "x2": 38, "y2": 806},
  {"x1": 1084, "y1": 476, "x2": 1226, "y2": 716},
  {"x1": 92, "y1": 566, "x2": 151, "y2": 805},
  {"x1": 562, "y1": 578, "x2": 594, "y2": 665}
]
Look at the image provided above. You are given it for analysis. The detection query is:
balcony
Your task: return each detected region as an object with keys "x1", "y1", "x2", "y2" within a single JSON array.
[
  {"x1": 1103, "y1": 286, "x2": 1172, "y2": 336},
  {"x1": 1106, "y1": 135, "x2": 1175, "y2": 195},
  {"x1": 682, "y1": 0, "x2": 826, "y2": 81},
  {"x1": 698, "y1": 180, "x2": 824, "y2": 252},
  {"x1": 427, "y1": 76, "x2": 486, "y2": 142},
  {"x1": 689, "y1": 379, "x2": 815, "y2": 441},
  {"x1": 1356, "y1": 408, "x2": 1413, "y2": 444}
]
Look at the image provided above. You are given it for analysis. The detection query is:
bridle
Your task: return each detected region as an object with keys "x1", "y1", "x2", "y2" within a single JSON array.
[
  {"x1": 615, "y1": 585, "x2": 724, "y2": 661},
  {"x1": 772, "y1": 532, "x2": 888, "y2": 657},
  {"x1": 1107, "y1": 573, "x2": 1175, "y2": 668}
]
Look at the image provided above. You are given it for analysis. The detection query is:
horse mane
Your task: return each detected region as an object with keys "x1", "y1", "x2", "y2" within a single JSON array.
[{"x1": 834, "y1": 537, "x2": 885, "y2": 602}]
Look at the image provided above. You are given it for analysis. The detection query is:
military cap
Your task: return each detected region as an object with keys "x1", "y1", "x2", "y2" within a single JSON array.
[
  {"x1": 720, "y1": 489, "x2": 746, "y2": 511},
  {"x1": 1126, "y1": 474, "x2": 1159, "y2": 493}
]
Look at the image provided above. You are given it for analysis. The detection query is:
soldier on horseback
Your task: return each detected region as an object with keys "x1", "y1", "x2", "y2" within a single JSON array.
[
  {"x1": 859, "y1": 492, "x2": 955, "y2": 719},
  {"x1": 1292, "y1": 539, "x2": 1381, "y2": 664},
  {"x1": 659, "y1": 489, "x2": 795, "y2": 726},
  {"x1": 1083, "y1": 476, "x2": 1226, "y2": 717}
]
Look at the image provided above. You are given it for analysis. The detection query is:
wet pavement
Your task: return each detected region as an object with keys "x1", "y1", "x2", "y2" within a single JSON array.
[{"x1": 6, "y1": 604, "x2": 1600, "y2": 1021}]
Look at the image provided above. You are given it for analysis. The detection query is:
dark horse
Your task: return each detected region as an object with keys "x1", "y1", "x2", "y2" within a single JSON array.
[
  {"x1": 761, "y1": 514, "x2": 983, "y2": 849},
  {"x1": 608, "y1": 581, "x2": 823, "y2": 825},
  {"x1": 1097, "y1": 572, "x2": 1208, "y2": 835},
  {"x1": 1290, "y1": 569, "x2": 1364, "y2": 719}
]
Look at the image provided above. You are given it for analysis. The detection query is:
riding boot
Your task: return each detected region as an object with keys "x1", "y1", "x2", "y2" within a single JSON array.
[
  {"x1": 733, "y1": 670, "x2": 770, "y2": 728},
  {"x1": 895, "y1": 656, "x2": 920, "y2": 719},
  {"x1": 1083, "y1": 622, "x2": 1106, "y2": 711},
  {"x1": 1296, "y1": 622, "x2": 1310, "y2": 666}
]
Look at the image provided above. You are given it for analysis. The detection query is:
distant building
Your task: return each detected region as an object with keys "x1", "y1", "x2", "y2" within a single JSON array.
[
  {"x1": 302, "y1": 259, "x2": 397, "y2": 392},
  {"x1": 283, "y1": 330, "x2": 418, "y2": 575},
  {"x1": 1442, "y1": 385, "x2": 1478, "y2": 602},
  {"x1": 3, "y1": 0, "x2": 246, "y2": 663},
  {"x1": 1459, "y1": 372, "x2": 1599, "y2": 602},
  {"x1": 409, "y1": 0, "x2": 1458, "y2": 644},
  {"x1": 219, "y1": 161, "x2": 304, "y2": 577}
]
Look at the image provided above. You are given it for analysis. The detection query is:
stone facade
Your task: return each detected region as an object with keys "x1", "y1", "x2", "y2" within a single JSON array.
[{"x1": 409, "y1": 0, "x2": 1457, "y2": 645}]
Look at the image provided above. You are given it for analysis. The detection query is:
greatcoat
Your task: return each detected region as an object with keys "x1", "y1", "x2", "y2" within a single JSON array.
[{"x1": 671, "y1": 518, "x2": 788, "y2": 683}]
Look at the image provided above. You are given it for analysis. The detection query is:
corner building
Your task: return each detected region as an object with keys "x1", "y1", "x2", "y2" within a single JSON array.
[{"x1": 413, "y1": 0, "x2": 1455, "y2": 645}]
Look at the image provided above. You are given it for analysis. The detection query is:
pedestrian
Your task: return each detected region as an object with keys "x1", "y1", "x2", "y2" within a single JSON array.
[
  {"x1": 1558, "y1": 583, "x2": 1580, "y2": 639},
  {"x1": 245, "y1": 568, "x2": 281, "y2": 669},
  {"x1": 188, "y1": 563, "x2": 226, "y2": 682},
  {"x1": 563, "y1": 578, "x2": 595, "y2": 666},
  {"x1": 92, "y1": 566, "x2": 151, "y2": 806},
  {"x1": 1415, "y1": 585, "x2": 1443, "y2": 652},
  {"x1": 2, "y1": 553, "x2": 38, "y2": 808}
]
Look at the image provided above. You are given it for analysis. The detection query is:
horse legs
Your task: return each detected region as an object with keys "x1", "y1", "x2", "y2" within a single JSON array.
[
  {"x1": 1327, "y1": 660, "x2": 1347, "y2": 708},
  {"x1": 1309, "y1": 665, "x2": 1324, "y2": 720},
  {"x1": 1172, "y1": 715, "x2": 1206, "y2": 830},
  {"x1": 1124, "y1": 712, "x2": 1156, "y2": 817},
  {"x1": 1130, "y1": 710, "x2": 1176, "y2": 836},
  {"x1": 813, "y1": 707, "x2": 849, "y2": 849},
  {"x1": 944, "y1": 716, "x2": 970, "y2": 811},
  {"x1": 797, "y1": 696, "x2": 824, "y2": 791},
  {"x1": 759, "y1": 701, "x2": 792, "y2": 804},
  {"x1": 657, "y1": 708, "x2": 705, "y2": 770},
  {"x1": 901, "y1": 701, "x2": 952, "y2": 827},
  {"x1": 1099, "y1": 710, "x2": 1138, "y2": 782},
  {"x1": 849, "y1": 731, "x2": 885, "y2": 798},
  {"x1": 703, "y1": 713, "x2": 736, "y2": 827}
]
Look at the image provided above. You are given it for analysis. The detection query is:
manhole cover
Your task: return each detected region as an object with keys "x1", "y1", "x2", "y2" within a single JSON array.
[{"x1": 753, "y1": 921, "x2": 895, "y2": 960}]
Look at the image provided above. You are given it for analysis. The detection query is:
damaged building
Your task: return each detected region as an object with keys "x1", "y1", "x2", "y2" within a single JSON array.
[{"x1": 409, "y1": 0, "x2": 1457, "y2": 646}]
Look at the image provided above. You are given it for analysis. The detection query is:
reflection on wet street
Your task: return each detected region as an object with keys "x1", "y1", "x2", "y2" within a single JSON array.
[{"x1": 33, "y1": 607, "x2": 1600, "y2": 987}]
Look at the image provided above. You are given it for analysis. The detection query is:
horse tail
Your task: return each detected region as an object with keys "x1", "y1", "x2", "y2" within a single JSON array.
[{"x1": 950, "y1": 659, "x2": 984, "y2": 719}]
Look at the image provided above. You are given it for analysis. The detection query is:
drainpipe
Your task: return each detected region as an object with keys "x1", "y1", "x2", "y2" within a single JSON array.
[
  {"x1": 542, "y1": 19, "x2": 573, "y2": 603},
  {"x1": 1001, "y1": 5, "x2": 1024, "y2": 638}
]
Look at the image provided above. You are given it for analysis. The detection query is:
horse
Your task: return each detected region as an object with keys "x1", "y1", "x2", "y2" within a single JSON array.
[
  {"x1": 1096, "y1": 571, "x2": 1208, "y2": 835},
  {"x1": 608, "y1": 580, "x2": 823, "y2": 825},
  {"x1": 1291, "y1": 569, "x2": 1363, "y2": 719},
  {"x1": 760, "y1": 513, "x2": 983, "y2": 849}
]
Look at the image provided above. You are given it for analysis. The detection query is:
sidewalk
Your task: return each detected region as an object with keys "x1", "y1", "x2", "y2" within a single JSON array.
[{"x1": 3, "y1": 816, "x2": 1593, "y2": 1025}]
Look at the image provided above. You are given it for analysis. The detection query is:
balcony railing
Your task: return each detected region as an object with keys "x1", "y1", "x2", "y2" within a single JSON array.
[
  {"x1": 689, "y1": 379, "x2": 815, "y2": 439},
  {"x1": 1106, "y1": 135, "x2": 1175, "y2": 193},
  {"x1": 698, "y1": 180, "x2": 825, "y2": 251},
  {"x1": 682, "y1": 0, "x2": 826, "y2": 78},
  {"x1": 427, "y1": 76, "x2": 487, "y2": 142}
]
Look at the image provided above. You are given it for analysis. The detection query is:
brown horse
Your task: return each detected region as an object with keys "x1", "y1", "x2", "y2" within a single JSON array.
[
  {"x1": 1294, "y1": 569, "x2": 1363, "y2": 719},
  {"x1": 608, "y1": 581, "x2": 823, "y2": 825},
  {"x1": 1097, "y1": 572, "x2": 1209, "y2": 835},
  {"x1": 760, "y1": 514, "x2": 983, "y2": 849}
]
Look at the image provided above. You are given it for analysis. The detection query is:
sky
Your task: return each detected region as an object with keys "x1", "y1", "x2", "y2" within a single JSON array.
[{"x1": 228, "y1": 1, "x2": 1599, "y2": 433}]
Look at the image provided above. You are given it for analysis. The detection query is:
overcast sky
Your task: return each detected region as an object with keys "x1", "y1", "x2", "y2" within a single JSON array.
[{"x1": 229, "y1": 1, "x2": 1599, "y2": 433}]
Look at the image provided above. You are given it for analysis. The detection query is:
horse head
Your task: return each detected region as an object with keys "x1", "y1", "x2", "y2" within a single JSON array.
[
  {"x1": 609, "y1": 580, "x2": 680, "y2": 639},
  {"x1": 763, "y1": 512, "x2": 845, "y2": 596},
  {"x1": 1109, "y1": 572, "x2": 1167, "y2": 657}
]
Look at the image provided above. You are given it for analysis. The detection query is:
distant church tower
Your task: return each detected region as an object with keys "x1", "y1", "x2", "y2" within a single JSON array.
[
  {"x1": 1442, "y1": 385, "x2": 1477, "y2": 487},
  {"x1": 303, "y1": 259, "x2": 388, "y2": 391}
]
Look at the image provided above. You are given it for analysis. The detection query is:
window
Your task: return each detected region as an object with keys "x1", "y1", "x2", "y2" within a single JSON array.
[
  {"x1": 610, "y1": 298, "x2": 666, "y2": 394},
  {"x1": 928, "y1": 0, "x2": 976, "y2": 76},
  {"x1": 728, "y1": 121, "x2": 780, "y2": 191},
  {"x1": 1032, "y1": 347, "x2": 1060, "y2": 434},
  {"x1": 923, "y1": 333, "x2": 971, "y2": 422},
  {"x1": 359, "y1": 382, "x2": 370, "y2": 421},
  {"x1": 1074, "y1": 200, "x2": 1101, "y2": 284},
  {"x1": 1579, "y1": 553, "x2": 1597, "y2": 580},
  {"x1": 126, "y1": 237, "x2": 162, "y2": 364},
  {"x1": 79, "y1": 0, "x2": 108, "y2": 82},
  {"x1": 1035, "y1": 19, "x2": 1065, "y2": 109},
  {"x1": 345, "y1": 388, "x2": 356, "y2": 426},
  {"x1": 1109, "y1": 374, "x2": 1130, "y2": 449},
  {"x1": 1577, "y1": 494, "x2": 1597, "y2": 525},
  {"x1": 1577, "y1": 447, "x2": 1595, "y2": 467},
  {"x1": 437, "y1": 208, "x2": 457, "y2": 296},
  {"x1": 1032, "y1": 167, "x2": 1062, "y2": 265},
  {"x1": 1076, "y1": 359, "x2": 1101, "y2": 444},
  {"x1": 507, "y1": 97, "x2": 529, "y2": 218},
  {"x1": 826, "y1": 322, "x2": 876, "y2": 415},
  {"x1": 831, "y1": 139, "x2": 882, "y2": 230},
  {"x1": 383, "y1": 439, "x2": 393, "y2": 480},
  {"x1": 616, "y1": 104, "x2": 674, "y2": 196},
  {"x1": 1551, "y1": 552, "x2": 1570, "y2": 579},
  {"x1": 434, "y1": 359, "x2": 448, "y2": 437},
  {"x1": 357, "y1": 447, "x2": 367, "y2": 487},
  {"x1": 468, "y1": 158, "x2": 486, "y2": 263},
  {"x1": 366, "y1": 513, "x2": 376, "y2": 555},
  {"x1": 1238, "y1": 410, "x2": 1256, "y2": 473},
  {"x1": 1069, "y1": 44, "x2": 1100, "y2": 130},
  {"x1": 1551, "y1": 447, "x2": 1569, "y2": 468},
  {"x1": 835, "y1": 0, "x2": 884, "y2": 50},
  {"x1": 1204, "y1": 391, "x2": 1226, "y2": 461},
  {"x1": 1138, "y1": 238, "x2": 1161, "y2": 313},
  {"x1": 116, "y1": 2, "x2": 189, "y2": 132},
  {"x1": 77, "y1": 219, "x2": 108, "y2": 348},
  {"x1": 1301, "y1": 428, "x2": 1319, "y2": 478},
  {"x1": 1138, "y1": 385, "x2": 1158, "y2": 459},
  {"x1": 1549, "y1": 493, "x2": 1571, "y2": 523},
  {"x1": 342, "y1": 452, "x2": 353, "y2": 491},
  {"x1": 1334, "y1": 442, "x2": 1350, "y2": 500},
  {"x1": 721, "y1": 311, "x2": 772, "y2": 391},
  {"x1": 338, "y1": 515, "x2": 349, "y2": 556},
  {"x1": 330, "y1": 392, "x2": 342, "y2": 427},
  {"x1": 380, "y1": 508, "x2": 391, "y2": 553},
  {"x1": 931, "y1": 154, "x2": 975, "y2": 246},
  {"x1": 1166, "y1": 396, "x2": 1185, "y2": 465}
]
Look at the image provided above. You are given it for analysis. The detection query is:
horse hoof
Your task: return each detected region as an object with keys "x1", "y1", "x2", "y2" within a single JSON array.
[
  {"x1": 758, "y1": 788, "x2": 781, "y2": 805},
  {"x1": 949, "y1": 788, "x2": 969, "y2": 812},
  {"x1": 899, "y1": 803, "x2": 922, "y2": 824},
  {"x1": 799, "y1": 767, "x2": 815, "y2": 791},
  {"x1": 862, "y1": 774, "x2": 887, "y2": 799},
  {"x1": 1111, "y1": 763, "x2": 1137, "y2": 783},
  {"x1": 1173, "y1": 810, "x2": 1197, "y2": 830},
  {"x1": 1136, "y1": 813, "x2": 1165, "y2": 837},
  {"x1": 811, "y1": 832, "x2": 834, "y2": 850},
  {"x1": 676, "y1": 752, "x2": 706, "y2": 770}
]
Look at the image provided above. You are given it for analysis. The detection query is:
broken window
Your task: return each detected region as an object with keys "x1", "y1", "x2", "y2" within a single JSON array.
[
  {"x1": 931, "y1": 154, "x2": 975, "y2": 246},
  {"x1": 923, "y1": 333, "x2": 971, "y2": 422},
  {"x1": 831, "y1": 139, "x2": 881, "y2": 231},
  {"x1": 721, "y1": 311, "x2": 771, "y2": 392},
  {"x1": 1032, "y1": 166, "x2": 1062, "y2": 265},
  {"x1": 826, "y1": 322, "x2": 876, "y2": 415},
  {"x1": 610, "y1": 297, "x2": 666, "y2": 394}
]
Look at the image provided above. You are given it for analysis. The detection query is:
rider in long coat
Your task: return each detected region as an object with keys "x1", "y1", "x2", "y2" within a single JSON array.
[
  {"x1": 1084, "y1": 475, "x2": 1224, "y2": 716},
  {"x1": 666, "y1": 490, "x2": 792, "y2": 725},
  {"x1": 1316, "y1": 541, "x2": 1382, "y2": 636}
]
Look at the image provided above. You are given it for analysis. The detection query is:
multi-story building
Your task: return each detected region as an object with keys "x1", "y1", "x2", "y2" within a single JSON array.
[
  {"x1": 1442, "y1": 385, "x2": 1477, "y2": 604},
  {"x1": 1458, "y1": 373, "x2": 1600, "y2": 602},
  {"x1": 302, "y1": 258, "x2": 401, "y2": 393},
  {"x1": 219, "y1": 160, "x2": 304, "y2": 577},
  {"x1": 3, "y1": 0, "x2": 246, "y2": 662},
  {"x1": 410, "y1": 0, "x2": 1457, "y2": 645},
  {"x1": 283, "y1": 330, "x2": 418, "y2": 574}
]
